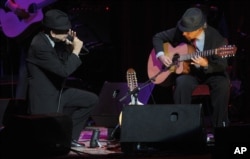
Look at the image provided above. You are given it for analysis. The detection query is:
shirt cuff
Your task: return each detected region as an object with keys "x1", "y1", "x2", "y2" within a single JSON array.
[
  {"x1": 156, "y1": 51, "x2": 164, "y2": 58},
  {"x1": 203, "y1": 66, "x2": 208, "y2": 70}
]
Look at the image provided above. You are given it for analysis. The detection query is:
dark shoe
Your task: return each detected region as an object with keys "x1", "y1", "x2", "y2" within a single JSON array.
[{"x1": 71, "y1": 140, "x2": 85, "y2": 147}]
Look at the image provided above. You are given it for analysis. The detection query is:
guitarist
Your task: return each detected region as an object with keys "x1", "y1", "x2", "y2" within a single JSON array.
[{"x1": 152, "y1": 7, "x2": 231, "y2": 140}]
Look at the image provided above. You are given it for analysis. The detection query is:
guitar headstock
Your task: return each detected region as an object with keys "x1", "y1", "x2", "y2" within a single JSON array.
[
  {"x1": 126, "y1": 68, "x2": 138, "y2": 91},
  {"x1": 217, "y1": 45, "x2": 237, "y2": 58}
]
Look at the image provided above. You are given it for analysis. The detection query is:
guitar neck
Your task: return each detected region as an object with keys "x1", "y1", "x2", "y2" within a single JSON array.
[
  {"x1": 180, "y1": 49, "x2": 216, "y2": 61},
  {"x1": 127, "y1": 68, "x2": 138, "y2": 91},
  {"x1": 36, "y1": 0, "x2": 58, "y2": 9}
]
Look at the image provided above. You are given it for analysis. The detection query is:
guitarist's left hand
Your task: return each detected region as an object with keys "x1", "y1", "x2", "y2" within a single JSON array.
[{"x1": 191, "y1": 56, "x2": 208, "y2": 67}]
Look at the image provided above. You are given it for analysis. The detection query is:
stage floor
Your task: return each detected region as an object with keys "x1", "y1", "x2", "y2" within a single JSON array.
[
  {"x1": 1, "y1": 123, "x2": 250, "y2": 159},
  {"x1": 55, "y1": 123, "x2": 250, "y2": 159},
  {"x1": 57, "y1": 126, "x2": 213, "y2": 159}
]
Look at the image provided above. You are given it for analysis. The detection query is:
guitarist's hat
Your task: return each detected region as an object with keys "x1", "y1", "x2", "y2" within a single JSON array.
[
  {"x1": 43, "y1": 9, "x2": 71, "y2": 31},
  {"x1": 177, "y1": 7, "x2": 206, "y2": 32}
]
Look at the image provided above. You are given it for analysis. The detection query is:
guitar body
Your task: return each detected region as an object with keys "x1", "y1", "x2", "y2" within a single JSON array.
[
  {"x1": 147, "y1": 43, "x2": 194, "y2": 85},
  {"x1": 0, "y1": 0, "x2": 53, "y2": 38}
]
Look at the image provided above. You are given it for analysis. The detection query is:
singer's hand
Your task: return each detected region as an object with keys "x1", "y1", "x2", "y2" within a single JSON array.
[
  {"x1": 72, "y1": 37, "x2": 83, "y2": 55},
  {"x1": 67, "y1": 30, "x2": 83, "y2": 56}
]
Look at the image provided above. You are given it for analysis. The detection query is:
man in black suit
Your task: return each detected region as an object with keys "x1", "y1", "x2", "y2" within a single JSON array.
[
  {"x1": 26, "y1": 9, "x2": 99, "y2": 147},
  {"x1": 152, "y1": 8, "x2": 233, "y2": 141}
]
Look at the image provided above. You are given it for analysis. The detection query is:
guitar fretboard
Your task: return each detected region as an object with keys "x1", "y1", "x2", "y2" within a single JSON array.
[
  {"x1": 36, "y1": 0, "x2": 58, "y2": 10},
  {"x1": 179, "y1": 45, "x2": 236, "y2": 61}
]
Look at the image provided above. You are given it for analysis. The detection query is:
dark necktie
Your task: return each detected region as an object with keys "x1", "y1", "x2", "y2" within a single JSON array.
[{"x1": 192, "y1": 39, "x2": 200, "y2": 52}]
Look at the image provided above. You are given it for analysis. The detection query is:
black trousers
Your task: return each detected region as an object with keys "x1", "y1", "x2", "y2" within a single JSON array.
[
  {"x1": 60, "y1": 88, "x2": 99, "y2": 140},
  {"x1": 173, "y1": 74, "x2": 230, "y2": 128}
]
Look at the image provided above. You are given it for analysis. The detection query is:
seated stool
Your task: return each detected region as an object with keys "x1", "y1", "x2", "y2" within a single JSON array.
[{"x1": 192, "y1": 84, "x2": 210, "y2": 96}]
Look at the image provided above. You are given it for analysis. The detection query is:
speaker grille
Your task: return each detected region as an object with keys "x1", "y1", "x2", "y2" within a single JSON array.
[{"x1": 120, "y1": 104, "x2": 207, "y2": 152}]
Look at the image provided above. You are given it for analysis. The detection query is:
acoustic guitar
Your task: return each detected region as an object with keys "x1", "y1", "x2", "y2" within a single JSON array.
[
  {"x1": 0, "y1": 0, "x2": 57, "y2": 38},
  {"x1": 119, "y1": 68, "x2": 143, "y2": 125},
  {"x1": 147, "y1": 43, "x2": 237, "y2": 86}
]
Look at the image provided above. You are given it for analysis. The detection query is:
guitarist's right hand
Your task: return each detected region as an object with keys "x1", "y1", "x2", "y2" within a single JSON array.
[
  {"x1": 158, "y1": 54, "x2": 172, "y2": 67},
  {"x1": 6, "y1": 0, "x2": 30, "y2": 19},
  {"x1": 14, "y1": 8, "x2": 30, "y2": 19}
]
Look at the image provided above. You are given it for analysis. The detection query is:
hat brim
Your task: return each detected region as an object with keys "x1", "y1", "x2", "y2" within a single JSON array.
[
  {"x1": 177, "y1": 17, "x2": 205, "y2": 32},
  {"x1": 42, "y1": 9, "x2": 71, "y2": 31},
  {"x1": 43, "y1": 22, "x2": 71, "y2": 31}
]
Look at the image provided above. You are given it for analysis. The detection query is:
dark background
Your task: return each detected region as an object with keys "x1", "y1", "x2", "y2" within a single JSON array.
[{"x1": 1, "y1": 0, "x2": 250, "y2": 119}]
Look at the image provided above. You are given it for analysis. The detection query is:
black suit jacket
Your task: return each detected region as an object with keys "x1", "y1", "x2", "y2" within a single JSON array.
[{"x1": 26, "y1": 32, "x2": 82, "y2": 114}]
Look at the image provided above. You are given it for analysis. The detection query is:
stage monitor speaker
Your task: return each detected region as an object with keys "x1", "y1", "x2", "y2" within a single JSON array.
[
  {"x1": 120, "y1": 104, "x2": 207, "y2": 153},
  {"x1": 0, "y1": 113, "x2": 72, "y2": 158},
  {"x1": 0, "y1": 99, "x2": 10, "y2": 128},
  {"x1": 0, "y1": 98, "x2": 27, "y2": 128},
  {"x1": 2, "y1": 99, "x2": 28, "y2": 126}
]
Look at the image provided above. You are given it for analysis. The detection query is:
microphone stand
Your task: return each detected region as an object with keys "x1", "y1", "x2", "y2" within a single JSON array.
[
  {"x1": 119, "y1": 65, "x2": 170, "y2": 103},
  {"x1": 110, "y1": 63, "x2": 176, "y2": 140}
]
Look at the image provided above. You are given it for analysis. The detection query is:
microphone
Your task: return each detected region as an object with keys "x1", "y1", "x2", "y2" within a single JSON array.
[{"x1": 66, "y1": 35, "x2": 89, "y2": 54}]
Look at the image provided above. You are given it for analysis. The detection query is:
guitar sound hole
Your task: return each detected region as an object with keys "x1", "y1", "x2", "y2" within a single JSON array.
[
  {"x1": 172, "y1": 54, "x2": 180, "y2": 64},
  {"x1": 161, "y1": 65, "x2": 166, "y2": 70}
]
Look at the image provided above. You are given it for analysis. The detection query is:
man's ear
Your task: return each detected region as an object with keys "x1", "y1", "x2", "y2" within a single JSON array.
[{"x1": 50, "y1": 30, "x2": 55, "y2": 37}]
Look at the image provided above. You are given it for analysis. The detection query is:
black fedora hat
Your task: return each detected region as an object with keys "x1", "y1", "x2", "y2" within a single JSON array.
[
  {"x1": 43, "y1": 9, "x2": 71, "y2": 30},
  {"x1": 177, "y1": 8, "x2": 205, "y2": 32}
]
